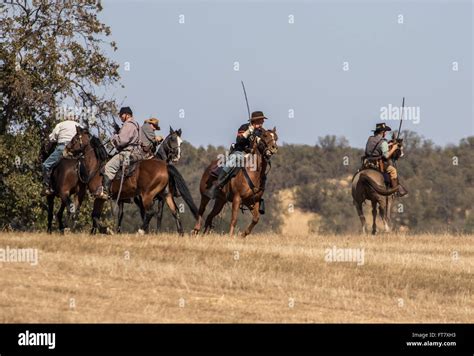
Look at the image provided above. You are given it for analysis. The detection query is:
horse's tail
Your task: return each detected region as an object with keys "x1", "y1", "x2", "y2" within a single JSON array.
[
  {"x1": 359, "y1": 172, "x2": 399, "y2": 196},
  {"x1": 167, "y1": 165, "x2": 198, "y2": 219}
]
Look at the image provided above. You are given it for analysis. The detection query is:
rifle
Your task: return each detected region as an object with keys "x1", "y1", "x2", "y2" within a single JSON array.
[
  {"x1": 390, "y1": 97, "x2": 405, "y2": 161},
  {"x1": 241, "y1": 81, "x2": 251, "y2": 120}
]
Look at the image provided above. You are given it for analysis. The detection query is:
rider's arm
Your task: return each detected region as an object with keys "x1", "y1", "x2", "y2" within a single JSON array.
[
  {"x1": 112, "y1": 121, "x2": 136, "y2": 149},
  {"x1": 382, "y1": 140, "x2": 399, "y2": 159},
  {"x1": 48, "y1": 123, "x2": 61, "y2": 142}
]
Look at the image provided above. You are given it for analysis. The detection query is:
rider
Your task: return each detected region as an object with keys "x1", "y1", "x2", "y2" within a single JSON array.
[
  {"x1": 204, "y1": 111, "x2": 267, "y2": 199},
  {"x1": 140, "y1": 117, "x2": 163, "y2": 159},
  {"x1": 42, "y1": 114, "x2": 81, "y2": 195},
  {"x1": 97, "y1": 106, "x2": 141, "y2": 199},
  {"x1": 364, "y1": 122, "x2": 407, "y2": 197}
]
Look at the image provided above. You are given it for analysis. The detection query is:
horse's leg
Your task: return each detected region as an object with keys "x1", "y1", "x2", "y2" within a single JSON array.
[
  {"x1": 371, "y1": 200, "x2": 378, "y2": 235},
  {"x1": 192, "y1": 194, "x2": 211, "y2": 235},
  {"x1": 57, "y1": 199, "x2": 67, "y2": 234},
  {"x1": 47, "y1": 195, "x2": 54, "y2": 234},
  {"x1": 229, "y1": 195, "x2": 241, "y2": 236},
  {"x1": 354, "y1": 201, "x2": 367, "y2": 234},
  {"x1": 117, "y1": 201, "x2": 124, "y2": 233},
  {"x1": 156, "y1": 198, "x2": 164, "y2": 231},
  {"x1": 71, "y1": 186, "x2": 86, "y2": 232},
  {"x1": 241, "y1": 201, "x2": 260, "y2": 238},
  {"x1": 163, "y1": 193, "x2": 184, "y2": 236},
  {"x1": 379, "y1": 196, "x2": 391, "y2": 233},
  {"x1": 138, "y1": 194, "x2": 158, "y2": 235},
  {"x1": 203, "y1": 197, "x2": 226, "y2": 234},
  {"x1": 91, "y1": 198, "x2": 106, "y2": 235},
  {"x1": 134, "y1": 196, "x2": 145, "y2": 221}
]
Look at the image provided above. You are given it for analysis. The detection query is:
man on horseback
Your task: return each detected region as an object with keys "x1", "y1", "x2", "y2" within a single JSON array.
[
  {"x1": 42, "y1": 114, "x2": 81, "y2": 195},
  {"x1": 364, "y1": 122, "x2": 407, "y2": 197},
  {"x1": 204, "y1": 111, "x2": 267, "y2": 199},
  {"x1": 97, "y1": 106, "x2": 141, "y2": 199},
  {"x1": 140, "y1": 117, "x2": 163, "y2": 159}
]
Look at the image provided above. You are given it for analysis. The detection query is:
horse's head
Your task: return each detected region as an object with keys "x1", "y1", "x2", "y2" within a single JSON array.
[
  {"x1": 257, "y1": 127, "x2": 279, "y2": 160},
  {"x1": 64, "y1": 126, "x2": 91, "y2": 157},
  {"x1": 160, "y1": 126, "x2": 183, "y2": 163}
]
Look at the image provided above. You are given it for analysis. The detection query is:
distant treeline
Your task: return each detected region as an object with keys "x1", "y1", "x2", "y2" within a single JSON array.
[{"x1": 0, "y1": 131, "x2": 472, "y2": 234}]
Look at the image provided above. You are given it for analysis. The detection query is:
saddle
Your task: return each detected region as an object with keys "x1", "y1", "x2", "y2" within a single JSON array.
[{"x1": 113, "y1": 161, "x2": 139, "y2": 181}]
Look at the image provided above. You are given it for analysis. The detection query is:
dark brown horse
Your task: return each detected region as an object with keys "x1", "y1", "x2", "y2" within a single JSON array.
[
  {"x1": 351, "y1": 169, "x2": 399, "y2": 235},
  {"x1": 64, "y1": 126, "x2": 197, "y2": 235},
  {"x1": 192, "y1": 127, "x2": 278, "y2": 237},
  {"x1": 45, "y1": 159, "x2": 85, "y2": 233},
  {"x1": 45, "y1": 135, "x2": 107, "y2": 234}
]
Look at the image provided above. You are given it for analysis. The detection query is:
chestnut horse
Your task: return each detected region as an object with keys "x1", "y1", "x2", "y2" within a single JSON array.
[
  {"x1": 64, "y1": 126, "x2": 198, "y2": 235},
  {"x1": 116, "y1": 127, "x2": 183, "y2": 233},
  {"x1": 192, "y1": 127, "x2": 278, "y2": 237}
]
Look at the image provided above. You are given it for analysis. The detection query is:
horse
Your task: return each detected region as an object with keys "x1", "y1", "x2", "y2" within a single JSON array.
[
  {"x1": 64, "y1": 126, "x2": 198, "y2": 235},
  {"x1": 192, "y1": 127, "x2": 278, "y2": 237},
  {"x1": 351, "y1": 168, "x2": 399, "y2": 235},
  {"x1": 116, "y1": 127, "x2": 184, "y2": 233},
  {"x1": 44, "y1": 135, "x2": 107, "y2": 234}
]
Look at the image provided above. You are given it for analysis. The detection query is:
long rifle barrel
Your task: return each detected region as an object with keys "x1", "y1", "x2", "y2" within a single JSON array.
[
  {"x1": 397, "y1": 97, "x2": 405, "y2": 140},
  {"x1": 241, "y1": 81, "x2": 251, "y2": 120}
]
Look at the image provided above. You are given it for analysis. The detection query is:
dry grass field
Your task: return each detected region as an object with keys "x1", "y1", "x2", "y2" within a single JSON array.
[{"x1": 0, "y1": 232, "x2": 472, "y2": 323}]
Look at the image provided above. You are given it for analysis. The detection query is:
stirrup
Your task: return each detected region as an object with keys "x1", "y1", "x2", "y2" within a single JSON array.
[
  {"x1": 96, "y1": 186, "x2": 109, "y2": 200},
  {"x1": 42, "y1": 187, "x2": 54, "y2": 196}
]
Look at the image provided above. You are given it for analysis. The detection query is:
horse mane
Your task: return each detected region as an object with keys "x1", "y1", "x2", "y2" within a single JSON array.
[{"x1": 89, "y1": 135, "x2": 108, "y2": 162}]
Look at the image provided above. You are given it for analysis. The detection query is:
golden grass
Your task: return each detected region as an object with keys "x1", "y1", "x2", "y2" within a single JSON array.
[{"x1": 0, "y1": 232, "x2": 472, "y2": 323}]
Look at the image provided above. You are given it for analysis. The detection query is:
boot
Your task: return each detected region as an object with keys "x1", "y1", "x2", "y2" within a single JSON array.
[
  {"x1": 204, "y1": 169, "x2": 230, "y2": 199},
  {"x1": 391, "y1": 178, "x2": 408, "y2": 197},
  {"x1": 41, "y1": 169, "x2": 54, "y2": 196},
  {"x1": 97, "y1": 175, "x2": 112, "y2": 200}
]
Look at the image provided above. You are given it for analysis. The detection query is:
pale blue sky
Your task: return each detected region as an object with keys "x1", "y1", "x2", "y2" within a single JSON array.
[{"x1": 100, "y1": 0, "x2": 472, "y2": 148}]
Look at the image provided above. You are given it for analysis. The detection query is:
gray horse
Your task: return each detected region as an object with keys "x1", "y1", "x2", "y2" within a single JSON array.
[{"x1": 351, "y1": 169, "x2": 399, "y2": 235}]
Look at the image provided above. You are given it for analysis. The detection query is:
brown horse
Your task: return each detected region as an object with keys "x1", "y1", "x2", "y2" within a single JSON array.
[
  {"x1": 116, "y1": 127, "x2": 184, "y2": 233},
  {"x1": 45, "y1": 136, "x2": 107, "y2": 234},
  {"x1": 46, "y1": 159, "x2": 86, "y2": 234},
  {"x1": 64, "y1": 126, "x2": 198, "y2": 235},
  {"x1": 192, "y1": 127, "x2": 278, "y2": 237},
  {"x1": 351, "y1": 168, "x2": 399, "y2": 235}
]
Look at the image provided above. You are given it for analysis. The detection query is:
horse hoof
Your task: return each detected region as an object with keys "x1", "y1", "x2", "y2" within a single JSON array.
[{"x1": 137, "y1": 229, "x2": 145, "y2": 235}]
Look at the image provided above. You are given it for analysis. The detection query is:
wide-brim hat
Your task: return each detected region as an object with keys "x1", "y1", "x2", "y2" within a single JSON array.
[
  {"x1": 250, "y1": 111, "x2": 268, "y2": 122},
  {"x1": 373, "y1": 122, "x2": 392, "y2": 133},
  {"x1": 119, "y1": 106, "x2": 133, "y2": 116},
  {"x1": 145, "y1": 117, "x2": 160, "y2": 130}
]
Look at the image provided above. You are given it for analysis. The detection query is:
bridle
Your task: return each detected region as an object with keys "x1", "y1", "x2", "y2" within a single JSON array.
[
  {"x1": 159, "y1": 132, "x2": 181, "y2": 163},
  {"x1": 256, "y1": 130, "x2": 278, "y2": 161}
]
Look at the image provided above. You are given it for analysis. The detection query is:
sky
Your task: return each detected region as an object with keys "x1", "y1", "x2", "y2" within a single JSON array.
[{"x1": 100, "y1": 0, "x2": 473, "y2": 148}]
